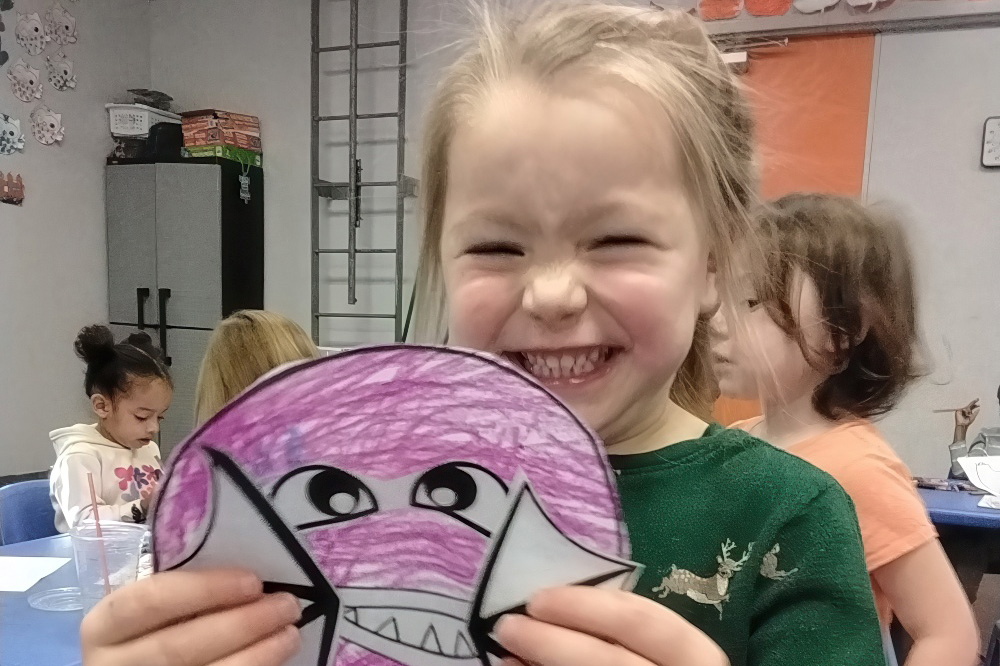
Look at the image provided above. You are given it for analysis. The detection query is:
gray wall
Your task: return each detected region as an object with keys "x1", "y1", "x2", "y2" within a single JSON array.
[
  {"x1": 148, "y1": 0, "x2": 463, "y2": 347},
  {"x1": 0, "y1": 0, "x2": 151, "y2": 474},
  {"x1": 149, "y1": 0, "x2": 313, "y2": 334},
  {"x1": 866, "y1": 28, "x2": 1000, "y2": 477}
]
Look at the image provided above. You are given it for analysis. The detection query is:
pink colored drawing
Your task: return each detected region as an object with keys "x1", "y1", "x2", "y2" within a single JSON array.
[{"x1": 152, "y1": 345, "x2": 638, "y2": 666}]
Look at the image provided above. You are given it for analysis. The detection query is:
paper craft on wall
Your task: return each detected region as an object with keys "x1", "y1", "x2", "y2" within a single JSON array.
[
  {"x1": 0, "y1": 170, "x2": 24, "y2": 205},
  {"x1": 0, "y1": 22, "x2": 9, "y2": 70},
  {"x1": 0, "y1": 112, "x2": 25, "y2": 155},
  {"x1": 44, "y1": 3, "x2": 76, "y2": 46},
  {"x1": 46, "y1": 51, "x2": 75, "y2": 91},
  {"x1": 30, "y1": 105, "x2": 63, "y2": 145},
  {"x1": 153, "y1": 346, "x2": 641, "y2": 666},
  {"x1": 8, "y1": 58, "x2": 42, "y2": 103},
  {"x1": 792, "y1": 0, "x2": 841, "y2": 14},
  {"x1": 15, "y1": 13, "x2": 49, "y2": 56}
]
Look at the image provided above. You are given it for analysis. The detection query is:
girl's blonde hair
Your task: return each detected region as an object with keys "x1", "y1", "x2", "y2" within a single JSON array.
[
  {"x1": 413, "y1": 1, "x2": 758, "y2": 418},
  {"x1": 194, "y1": 310, "x2": 319, "y2": 424}
]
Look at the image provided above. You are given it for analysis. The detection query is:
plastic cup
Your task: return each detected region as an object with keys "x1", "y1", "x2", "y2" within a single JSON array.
[{"x1": 70, "y1": 521, "x2": 147, "y2": 614}]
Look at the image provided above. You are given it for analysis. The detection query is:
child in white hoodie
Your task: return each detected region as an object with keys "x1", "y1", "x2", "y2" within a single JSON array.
[{"x1": 50, "y1": 325, "x2": 172, "y2": 532}]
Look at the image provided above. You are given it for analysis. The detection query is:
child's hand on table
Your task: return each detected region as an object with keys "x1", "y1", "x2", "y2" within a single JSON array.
[
  {"x1": 496, "y1": 587, "x2": 729, "y2": 666},
  {"x1": 81, "y1": 569, "x2": 301, "y2": 666}
]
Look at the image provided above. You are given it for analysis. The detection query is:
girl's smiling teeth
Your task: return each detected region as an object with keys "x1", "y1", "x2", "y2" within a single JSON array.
[{"x1": 507, "y1": 347, "x2": 617, "y2": 381}]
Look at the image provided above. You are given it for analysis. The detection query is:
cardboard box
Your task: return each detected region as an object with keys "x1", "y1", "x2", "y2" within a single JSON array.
[
  {"x1": 181, "y1": 109, "x2": 260, "y2": 135},
  {"x1": 182, "y1": 145, "x2": 263, "y2": 167},
  {"x1": 183, "y1": 127, "x2": 262, "y2": 151}
]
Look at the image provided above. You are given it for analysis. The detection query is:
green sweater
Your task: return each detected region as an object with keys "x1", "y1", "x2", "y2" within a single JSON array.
[{"x1": 610, "y1": 425, "x2": 883, "y2": 666}]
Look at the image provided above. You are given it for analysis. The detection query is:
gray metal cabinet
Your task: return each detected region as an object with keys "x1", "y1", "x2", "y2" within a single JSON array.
[
  {"x1": 106, "y1": 165, "x2": 158, "y2": 327},
  {"x1": 105, "y1": 159, "x2": 263, "y2": 456}
]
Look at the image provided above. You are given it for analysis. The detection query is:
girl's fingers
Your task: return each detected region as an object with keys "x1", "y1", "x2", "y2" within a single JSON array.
[
  {"x1": 516, "y1": 587, "x2": 728, "y2": 666},
  {"x1": 87, "y1": 593, "x2": 301, "y2": 666},
  {"x1": 499, "y1": 658, "x2": 528, "y2": 666},
  {"x1": 82, "y1": 569, "x2": 264, "y2": 646},
  {"x1": 209, "y1": 625, "x2": 301, "y2": 666},
  {"x1": 496, "y1": 614, "x2": 653, "y2": 666}
]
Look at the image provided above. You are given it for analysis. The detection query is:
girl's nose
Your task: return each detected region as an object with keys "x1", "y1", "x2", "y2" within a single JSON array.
[
  {"x1": 709, "y1": 307, "x2": 730, "y2": 340},
  {"x1": 522, "y1": 266, "x2": 587, "y2": 329}
]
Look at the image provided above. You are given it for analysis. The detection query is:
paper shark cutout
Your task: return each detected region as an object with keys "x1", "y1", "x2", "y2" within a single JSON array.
[
  {"x1": 169, "y1": 449, "x2": 641, "y2": 666},
  {"x1": 169, "y1": 448, "x2": 342, "y2": 666},
  {"x1": 468, "y1": 480, "x2": 643, "y2": 662}
]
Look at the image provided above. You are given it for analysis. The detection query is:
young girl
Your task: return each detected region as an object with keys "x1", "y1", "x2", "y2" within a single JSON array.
[
  {"x1": 79, "y1": 5, "x2": 884, "y2": 666},
  {"x1": 194, "y1": 310, "x2": 319, "y2": 424},
  {"x1": 50, "y1": 325, "x2": 172, "y2": 532},
  {"x1": 711, "y1": 193, "x2": 978, "y2": 665}
]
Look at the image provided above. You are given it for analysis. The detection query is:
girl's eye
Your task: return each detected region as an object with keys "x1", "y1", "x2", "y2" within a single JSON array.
[
  {"x1": 590, "y1": 234, "x2": 649, "y2": 250},
  {"x1": 746, "y1": 299, "x2": 761, "y2": 310},
  {"x1": 157, "y1": 416, "x2": 165, "y2": 422},
  {"x1": 465, "y1": 241, "x2": 524, "y2": 257}
]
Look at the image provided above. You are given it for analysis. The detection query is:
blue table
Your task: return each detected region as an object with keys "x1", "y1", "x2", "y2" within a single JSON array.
[
  {"x1": 918, "y1": 487, "x2": 1000, "y2": 529},
  {"x1": 919, "y1": 487, "x2": 1000, "y2": 607},
  {"x1": 0, "y1": 535, "x2": 82, "y2": 666}
]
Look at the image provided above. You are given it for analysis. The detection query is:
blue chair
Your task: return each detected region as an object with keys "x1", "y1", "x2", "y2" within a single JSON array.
[{"x1": 0, "y1": 479, "x2": 58, "y2": 545}]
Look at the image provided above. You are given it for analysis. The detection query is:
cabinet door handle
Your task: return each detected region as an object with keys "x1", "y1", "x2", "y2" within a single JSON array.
[
  {"x1": 158, "y1": 288, "x2": 172, "y2": 366},
  {"x1": 136, "y1": 288, "x2": 150, "y2": 330}
]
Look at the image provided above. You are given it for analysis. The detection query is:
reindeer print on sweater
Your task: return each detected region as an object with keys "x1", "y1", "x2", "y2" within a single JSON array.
[{"x1": 653, "y1": 539, "x2": 754, "y2": 619}]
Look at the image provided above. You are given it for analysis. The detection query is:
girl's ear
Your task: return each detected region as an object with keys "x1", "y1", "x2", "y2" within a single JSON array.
[
  {"x1": 91, "y1": 393, "x2": 112, "y2": 419},
  {"x1": 700, "y1": 251, "x2": 720, "y2": 316}
]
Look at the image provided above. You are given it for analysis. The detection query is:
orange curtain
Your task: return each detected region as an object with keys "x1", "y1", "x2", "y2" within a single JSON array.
[{"x1": 712, "y1": 33, "x2": 875, "y2": 425}]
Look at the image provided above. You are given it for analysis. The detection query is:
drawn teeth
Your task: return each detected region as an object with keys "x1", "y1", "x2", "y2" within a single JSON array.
[
  {"x1": 454, "y1": 632, "x2": 475, "y2": 658},
  {"x1": 420, "y1": 625, "x2": 443, "y2": 654},
  {"x1": 348, "y1": 606, "x2": 478, "y2": 657},
  {"x1": 375, "y1": 617, "x2": 401, "y2": 641}
]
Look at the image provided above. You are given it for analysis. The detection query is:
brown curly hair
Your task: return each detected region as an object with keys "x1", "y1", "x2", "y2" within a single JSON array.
[{"x1": 751, "y1": 193, "x2": 922, "y2": 420}]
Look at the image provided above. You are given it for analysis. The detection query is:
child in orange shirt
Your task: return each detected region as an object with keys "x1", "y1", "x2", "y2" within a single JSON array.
[{"x1": 711, "y1": 193, "x2": 977, "y2": 666}]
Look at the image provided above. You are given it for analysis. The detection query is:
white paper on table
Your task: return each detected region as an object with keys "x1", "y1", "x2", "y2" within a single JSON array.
[
  {"x1": 0, "y1": 556, "x2": 70, "y2": 592},
  {"x1": 978, "y1": 495, "x2": 1000, "y2": 510},
  {"x1": 958, "y1": 456, "x2": 1000, "y2": 502}
]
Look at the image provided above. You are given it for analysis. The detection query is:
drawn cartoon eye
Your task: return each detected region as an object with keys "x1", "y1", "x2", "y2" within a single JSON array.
[
  {"x1": 270, "y1": 465, "x2": 378, "y2": 530},
  {"x1": 411, "y1": 463, "x2": 509, "y2": 536}
]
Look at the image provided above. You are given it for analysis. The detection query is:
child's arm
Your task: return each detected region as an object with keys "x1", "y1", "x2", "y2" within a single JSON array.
[
  {"x1": 748, "y1": 484, "x2": 885, "y2": 666},
  {"x1": 496, "y1": 587, "x2": 729, "y2": 666},
  {"x1": 81, "y1": 570, "x2": 301, "y2": 666},
  {"x1": 873, "y1": 540, "x2": 979, "y2": 666},
  {"x1": 52, "y1": 453, "x2": 144, "y2": 528},
  {"x1": 949, "y1": 400, "x2": 979, "y2": 477}
]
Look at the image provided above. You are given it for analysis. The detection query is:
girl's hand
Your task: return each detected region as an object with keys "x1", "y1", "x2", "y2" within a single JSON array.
[
  {"x1": 139, "y1": 481, "x2": 158, "y2": 513},
  {"x1": 495, "y1": 587, "x2": 728, "y2": 666},
  {"x1": 81, "y1": 569, "x2": 301, "y2": 666},
  {"x1": 955, "y1": 399, "x2": 980, "y2": 429}
]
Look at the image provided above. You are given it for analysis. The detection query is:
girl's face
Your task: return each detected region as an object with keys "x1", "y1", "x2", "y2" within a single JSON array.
[
  {"x1": 710, "y1": 268, "x2": 830, "y2": 406},
  {"x1": 439, "y1": 78, "x2": 717, "y2": 443},
  {"x1": 93, "y1": 377, "x2": 172, "y2": 449}
]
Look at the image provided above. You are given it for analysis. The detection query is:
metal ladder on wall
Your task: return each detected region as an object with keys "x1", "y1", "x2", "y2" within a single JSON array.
[{"x1": 310, "y1": 0, "x2": 417, "y2": 345}]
